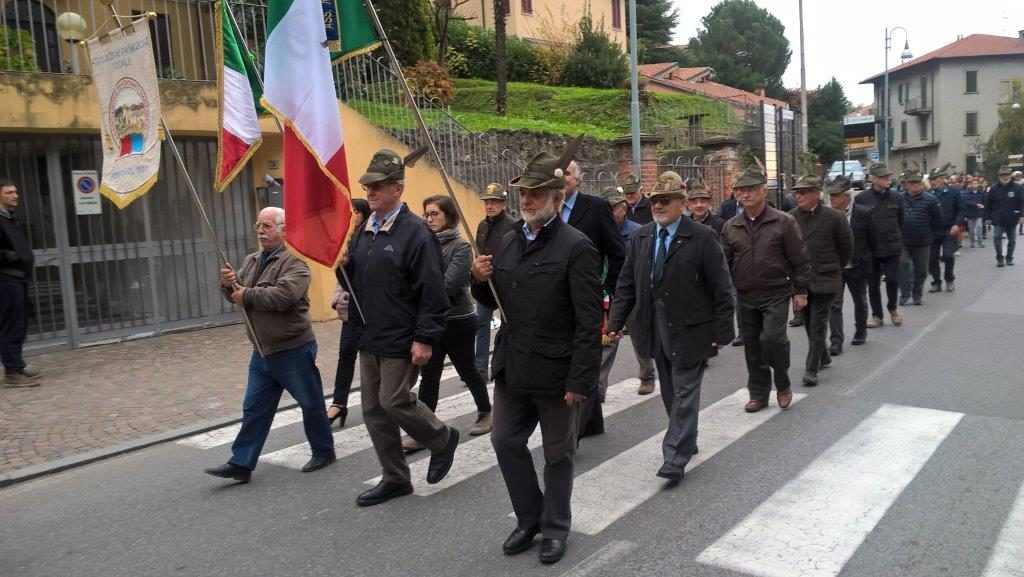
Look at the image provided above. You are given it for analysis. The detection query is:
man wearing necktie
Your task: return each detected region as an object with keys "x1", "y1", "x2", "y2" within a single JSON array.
[{"x1": 607, "y1": 171, "x2": 735, "y2": 481}]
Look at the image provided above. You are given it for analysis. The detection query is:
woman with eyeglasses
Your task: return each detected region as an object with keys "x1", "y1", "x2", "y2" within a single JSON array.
[
  {"x1": 402, "y1": 195, "x2": 493, "y2": 451},
  {"x1": 327, "y1": 198, "x2": 372, "y2": 428}
]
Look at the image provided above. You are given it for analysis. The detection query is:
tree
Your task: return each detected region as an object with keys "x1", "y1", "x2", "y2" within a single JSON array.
[
  {"x1": 377, "y1": 0, "x2": 436, "y2": 66},
  {"x1": 0, "y1": 24, "x2": 39, "y2": 72},
  {"x1": 806, "y1": 78, "x2": 851, "y2": 168},
  {"x1": 494, "y1": 0, "x2": 507, "y2": 115},
  {"x1": 561, "y1": 13, "x2": 628, "y2": 88},
  {"x1": 628, "y1": 0, "x2": 679, "y2": 63},
  {"x1": 431, "y1": 0, "x2": 471, "y2": 64},
  {"x1": 685, "y1": 0, "x2": 791, "y2": 98},
  {"x1": 982, "y1": 80, "x2": 1024, "y2": 178}
]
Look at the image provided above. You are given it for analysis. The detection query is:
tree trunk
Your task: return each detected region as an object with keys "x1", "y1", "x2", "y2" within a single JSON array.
[{"x1": 494, "y1": 0, "x2": 507, "y2": 115}]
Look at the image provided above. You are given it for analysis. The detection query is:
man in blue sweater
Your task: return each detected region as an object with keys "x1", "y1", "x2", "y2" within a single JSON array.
[{"x1": 927, "y1": 166, "x2": 965, "y2": 292}]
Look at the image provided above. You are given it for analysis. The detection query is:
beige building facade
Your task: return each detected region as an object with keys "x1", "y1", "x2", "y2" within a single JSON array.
[{"x1": 456, "y1": 0, "x2": 627, "y2": 49}]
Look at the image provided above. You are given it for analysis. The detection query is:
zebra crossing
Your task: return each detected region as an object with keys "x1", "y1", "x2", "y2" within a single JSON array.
[{"x1": 177, "y1": 375, "x2": 1024, "y2": 577}]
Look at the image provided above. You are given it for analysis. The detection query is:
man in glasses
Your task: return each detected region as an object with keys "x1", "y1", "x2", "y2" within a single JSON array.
[
  {"x1": 204, "y1": 206, "x2": 336, "y2": 484},
  {"x1": 343, "y1": 149, "x2": 459, "y2": 507},
  {"x1": 720, "y1": 165, "x2": 811, "y2": 413}
]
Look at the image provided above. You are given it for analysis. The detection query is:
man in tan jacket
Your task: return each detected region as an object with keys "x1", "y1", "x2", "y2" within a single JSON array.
[{"x1": 204, "y1": 207, "x2": 336, "y2": 483}]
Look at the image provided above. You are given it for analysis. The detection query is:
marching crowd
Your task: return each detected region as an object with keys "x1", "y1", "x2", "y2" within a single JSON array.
[{"x1": 4, "y1": 147, "x2": 1020, "y2": 565}]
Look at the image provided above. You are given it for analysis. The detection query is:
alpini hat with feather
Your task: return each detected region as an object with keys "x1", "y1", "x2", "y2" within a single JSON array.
[{"x1": 509, "y1": 135, "x2": 584, "y2": 190}]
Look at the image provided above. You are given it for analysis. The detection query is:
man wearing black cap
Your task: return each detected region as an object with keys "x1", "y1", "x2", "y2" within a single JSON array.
[
  {"x1": 827, "y1": 175, "x2": 877, "y2": 353},
  {"x1": 984, "y1": 166, "x2": 1024, "y2": 267},
  {"x1": 898, "y1": 169, "x2": 944, "y2": 306},
  {"x1": 471, "y1": 146, "x2": 602, "y2": 565},
  {"x1": 927, "y1": 165, "x2": 965, "y2": 292},
  {"x1": 721, "y1": 165, "x2": 811, "y2": 413},
  {"x1": 474, "y1": 183, "x2": 517, "y2": 382},
  {"x1": 855, "y1": 163, "x2": 904, "y2": 328},
  {"x1": 344, "y1": 149, "x2": 460, "y2": 507},
  {"x1": 789, "y1": 176, "x2": 853, "y2": 386},
  {"x1": 607, "y1": 173, "x2": 734, "y2": 481},
  {"x1": 622, "y1": 174, "x2": 652, "y2": 225}
]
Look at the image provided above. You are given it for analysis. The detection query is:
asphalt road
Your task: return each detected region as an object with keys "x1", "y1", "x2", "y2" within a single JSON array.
[{"x1": 2, "y1": 244, "x2": 1023, "y2": 577}]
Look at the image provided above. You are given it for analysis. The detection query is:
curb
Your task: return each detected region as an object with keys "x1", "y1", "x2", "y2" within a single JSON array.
[{"x1": 0, "y1": 387, "x2": 358, "y2": 489}]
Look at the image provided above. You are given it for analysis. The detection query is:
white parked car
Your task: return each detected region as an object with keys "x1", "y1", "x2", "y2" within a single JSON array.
[{"x1": 827, "y1": 160, "x2": 866, "y2": 190}]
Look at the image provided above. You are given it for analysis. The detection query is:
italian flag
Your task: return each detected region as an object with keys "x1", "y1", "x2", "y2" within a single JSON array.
[
  {"x1": 214, "y1": 1, "x2": 263, "y2": 192},
  {"x1": 263, "y1": 0, "x2": 353, "y2": 267}
]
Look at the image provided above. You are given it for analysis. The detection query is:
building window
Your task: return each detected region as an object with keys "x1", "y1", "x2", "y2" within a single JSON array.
[
  {"x1": 897, "y1": 83, "x2": 906, "y2": 104},
  {"x1": 922, "y1": 158, "x2": 928, "y2": 173},
  {"x1": 920, "y1": 76, "x2": 928, "y2": 107},
  {"x1": 966, "y1": 70, "x2": 978, "y2": 93},
  {"x1": 4, "y1": 0, "x2": 61, "y2": 72},
  {"x1": 133, "y1": 10, "x2": 173, "y2": 77},
  {"x1": 900, "y1": 120, "x2": 907, "y2": 143},
  {"x1": 965, "y1": 155, "x2": 978, "y2": 174},
  {"x1": 965, "y1": 112, "x2": 978, "y2": 136},
  {"x1": 501, "y1": 0, "x2": 510, "y2": 15},
  {"x1": 520, "y1": 0, "x2": 531, "y2": 14},
  {"x1": 611, "y1": 0, "x2": 621, "y2": 29},
  {"x1": 919, "y1": 117, "x2": 928, "y2": 140},
  {"x1": 900, "y1": 160, "x2": 908, "y2": 172}
]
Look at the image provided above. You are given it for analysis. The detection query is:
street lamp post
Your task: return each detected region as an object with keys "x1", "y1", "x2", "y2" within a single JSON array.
[
  {"x1": 56, "y1": 12, "x2": 88, "y2": 74},
  {"x1": 882, "y1": 26, "x2": 913, "y2": 167}
]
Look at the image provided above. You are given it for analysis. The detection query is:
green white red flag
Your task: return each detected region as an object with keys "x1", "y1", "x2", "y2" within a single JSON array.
[{"x1": 214, "y1": 1, "x2": 263, "y2": 192}]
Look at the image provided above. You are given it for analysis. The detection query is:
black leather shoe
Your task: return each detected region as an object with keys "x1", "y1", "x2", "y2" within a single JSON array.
[
  {"x1": 802, "y1": 371, "x2": 818, "y2": 386},
  {"x1": 928, "y1": 283, "x2": 942, "y2": 293},
  {"x1": 656, "y1": 463, "x2": 684, "y2": 482},
  {"x1": 301, "y1": 454, "x2": 336, "y2": 472},
  {"x1": 502, "y1": 524, "x2": 540, "y2": 555},
  {"x1": 851, "y1": 334, "x2": 866, "y2": 345},
  {"x1": 829, "y1": 344, "x2": 842, "y2": 356},
  {"x1": 731, "y1": 335, "x2": 744, "y2": 346},
  {"x1": 204, "y1": 463, "x2": 251, "y2": 483},
  {"x1": 913, "y1": 298, "x2": 923, "y2": 306},
  {"x1": 1007, "y1": 257, "x2": 1015, "y2": 266},
  {"x1": 356, "y1": 481, "x2": 414, "y2": 507},
  {"x1": 899, "y1": 296, "x2": 910, "y2": 306},
  {"x1": 820, "y1": 355, "x2": 832, "y2": 368},
  {"x1": 539, "y1": 538, "x2": 567, "y2": 564},
  {"x1": 426, "y1": 428, "x2": 460, "y2": 484}
]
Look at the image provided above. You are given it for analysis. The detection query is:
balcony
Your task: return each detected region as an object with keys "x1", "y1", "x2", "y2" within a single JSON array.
[{"x1": 903, "y1": 97, "x2": 931, "y2": 116}]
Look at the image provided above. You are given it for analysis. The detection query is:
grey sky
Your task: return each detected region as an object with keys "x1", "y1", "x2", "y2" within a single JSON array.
[{"x1": 671, "y1": 0, "x2": 1024, "y2": 106}]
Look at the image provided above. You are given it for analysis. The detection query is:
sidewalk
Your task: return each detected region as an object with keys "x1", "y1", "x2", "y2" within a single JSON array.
[{"x1": 0, "y1": 321, "x2": 344, "y2": 483}]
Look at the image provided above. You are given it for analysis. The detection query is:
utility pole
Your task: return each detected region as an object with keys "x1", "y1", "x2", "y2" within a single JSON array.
[
  {"x1": 628, "y1": 0, "x2": 641, "y2": 179},
  {"x1": 798, "y1": 0, "x2": 808, "y2": 153}
]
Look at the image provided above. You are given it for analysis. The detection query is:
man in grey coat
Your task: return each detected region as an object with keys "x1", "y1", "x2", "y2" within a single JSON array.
[{"x1": 607, "y1": 172, "x2": 734, "y2": 482}]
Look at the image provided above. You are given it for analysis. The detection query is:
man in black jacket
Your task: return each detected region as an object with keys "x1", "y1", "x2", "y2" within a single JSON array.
[
  {"x1": 899, "y1": 170, "x2": 944, "y2": 306},
  {"x1": 561, "y1": 160, "x2": 626, "y2": 438},
  {"x1": 344, "y1": 150, "x2": 459, "y2": 507},
  {"x1": 688, "y1": 184, "x2": 726, "y2": 235},
  {"x1": 474, "y1": 183, "x2": 517, "y2": 381},
  {"x1": 0, "y1": 179, "x2": 41, "y2": 388},
  {"x1": 472, "y1": 149, "x2": 602, "y2": 565},
  {"x1": 607, "y1": 177, "x2": 734, "y2": 482},
  {"x1": 622, "y1": 174, "x2": 652, "y2": 225},
  {"x1": 927, "y1": 166, "x2": 965, "y2": 292},
  {"x1": 985, "y1": 166, "x2": 1024, "y2": 267},
  {"x1": 827, "y1": 176, "x2": 877, "y2": 353},
  {"x1": 855, "y1": 163, "x2": 904, "y2": 328},
  {"x1": 789, "y1": 176, "x2": 853, "y2": 387}
]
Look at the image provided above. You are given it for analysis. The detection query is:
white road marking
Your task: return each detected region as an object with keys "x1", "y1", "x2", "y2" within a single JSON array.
[
  {"x1": 557, "y1": 540, "x2": 637, "y2": 577},
  {"x1": 177, "y1": 367, "x2": 460, "y2": 450},
  {"x1": 982, "y1": 479, "x2": 1024, "y2": 577},
  {"x1": 696, "y1": 404, "x2": 962, "y2": 577},
  {"x1": 261, "y1": 383, "x2": 492, "y2": 469},
  {"x1": 571, "y1": 388, "x2": 805, "y2": 535},
  {"x1": 843, "y1": 310, "x2": 951, "y2": 396},
  {"x1": 364, "y1": 379, "x2": 648, "y2": 496}
]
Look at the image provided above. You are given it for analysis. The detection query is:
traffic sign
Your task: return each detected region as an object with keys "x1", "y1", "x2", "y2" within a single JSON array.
[
  {"x1": 869, "y1": 151, "x2": 880, "y2": 162},
  {"x1": 72, "y1": 170, "x2": 102, "y2": 215}
]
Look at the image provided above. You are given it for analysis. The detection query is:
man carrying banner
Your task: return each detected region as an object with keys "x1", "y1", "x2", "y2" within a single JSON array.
[{"x1": 204, "y1": 207, "x2": 336, "y2": 483}]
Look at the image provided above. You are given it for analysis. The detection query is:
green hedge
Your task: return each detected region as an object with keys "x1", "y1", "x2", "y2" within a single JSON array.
[{"x1": 445, "y1": 20, "x2": 537, "y2": 82}]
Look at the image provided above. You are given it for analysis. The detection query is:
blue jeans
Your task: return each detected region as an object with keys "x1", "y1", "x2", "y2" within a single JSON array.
[
  {"x1": 969, "y1": 217, "x2": 984, "y2": 245},
  {"x1": 993, "y1": 225, "x2": 1018, "y2": 260},
  {"x1": 475, "y1": 304, "x2": 494, "y2": 373},
  {"x1": 230, "y1": 341, "x2": 334, "y2": 470}
]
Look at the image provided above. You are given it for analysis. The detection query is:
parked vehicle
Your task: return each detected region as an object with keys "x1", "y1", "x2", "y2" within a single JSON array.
[{"x1": 827, "y1": 160, "x2": 866, "y2": 189}]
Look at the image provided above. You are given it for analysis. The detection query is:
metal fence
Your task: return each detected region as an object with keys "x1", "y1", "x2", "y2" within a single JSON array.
[{"x1": 656, "y1": 156, "x2": 728, "y2": 209}]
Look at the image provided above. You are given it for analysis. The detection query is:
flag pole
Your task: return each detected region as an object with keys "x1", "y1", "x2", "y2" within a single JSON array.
[
  {"x1": 222, "y1": 3, "x2": 367, "y2": 325},
  {"x1": 361, "y1": 0, "x2": 507, "y2": 321},
  {"x1": 99, "y1": 4, "x2": 265, "y2": 357}
]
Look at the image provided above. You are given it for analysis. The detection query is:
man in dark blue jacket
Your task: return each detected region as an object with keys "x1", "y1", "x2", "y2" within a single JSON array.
[
  {"x1": 927, "y1": 166, "x2": 965, "y2": 292},
  {"x1": 855, "y1": 163, "x2": 905, "y2": 328},
  {"x1": 962, "y1": 180, "x2": 986, "y2": 248},
  {"x1": 984, "y1": 166, "x2": 1024, "y2": 267},
  {"x1": 899, "y1": 170, "x2": 944, "y2": 306},
  {"x1": 345, "y1": 149, "x2": 459, "y2": 507}
]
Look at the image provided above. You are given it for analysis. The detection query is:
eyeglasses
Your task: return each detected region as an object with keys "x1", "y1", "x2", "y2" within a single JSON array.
[
  {"x1": 252, "y1": 222, "x2": 278, "y2": 231},
  {"x1": 650, "y1": 197, "x2": 676, "y2": 206},
  {"x1": 361, "y1": 182, "x2": 395, "y2": 192},
  {"x1": 423, "y1": 211, "x2": 442, "y2": 220}
]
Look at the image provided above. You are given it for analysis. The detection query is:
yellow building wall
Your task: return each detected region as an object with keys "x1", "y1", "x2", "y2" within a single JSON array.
[{"x1": 455, "y1": 0, "x2": 626, "y2": 49}]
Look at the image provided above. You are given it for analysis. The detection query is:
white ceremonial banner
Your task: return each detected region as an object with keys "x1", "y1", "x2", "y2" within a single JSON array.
[{"x1": 86, "y1": 17, "x2": 162, "y2": 209}]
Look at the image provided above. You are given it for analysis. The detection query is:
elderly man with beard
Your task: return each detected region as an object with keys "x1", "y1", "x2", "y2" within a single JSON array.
[
  {"x1": 471, "y1": 148, "x2": 603, "y2": 565},
  {"x1": 607, "y1": 172, "x2": 734, "y2": 482}
]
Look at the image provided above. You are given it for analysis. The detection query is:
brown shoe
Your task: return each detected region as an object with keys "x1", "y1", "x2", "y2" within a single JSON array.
[
  {"x1": 788, "y1": 317, "x2": 803, "y2": 327},
  {"x1": 469, "y1": 412, "x2": 492, "y2": 436},
  {"x1": 3, "y1": 372, "x2": 41, "y2": 388},
  {"x1": 777, "y1": 388, "x2": 794, "y2": 408},
  {"x1": 890, "y1": 309, "x2": 903, "y2": 326},
  {"x1": 20, "y1": 366, "x2": 43, "y2": 380},
  {"x1": 744, "y1": 400, "x2": 767, "y2": 413},
  {"x1": 866, "y1": 316, "x2": 884, "y2": 328},
  {"x1": 637, "y1": 381, "x2": 655, "y2": 395},
  {"x1": 401, "y1": 435, "x2": 424, "y2": 453}
]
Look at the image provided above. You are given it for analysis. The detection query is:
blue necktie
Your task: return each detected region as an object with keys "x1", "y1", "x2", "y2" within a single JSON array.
[{"x1": 653, "y1": 228, "x2": 669, "y2": 285}]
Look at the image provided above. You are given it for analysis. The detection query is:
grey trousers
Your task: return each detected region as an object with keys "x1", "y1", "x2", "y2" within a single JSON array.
[
  {"x1": 653, "y1": 353, "x2": 705, "y2": 472},
  {"x1": 491, "y1": 382, "x2": 580, "y2": 540},
  {"x1": 801, "y1": 291, "x2": 836, "y2": 373},
  {"x1": 598, "y1": 318, "x2": 655, "y2": 400},
  {"x1": 900, "y1": 244, "x2": 931, "y2": 301},
  {"x1": 737, "y1": 293, "x2": 793, "y2": 402},
  {"x1": 360, "y1": 354, "x2": 451, "y2": 484}
]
